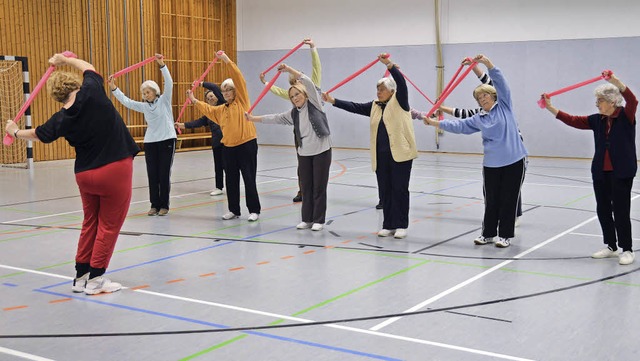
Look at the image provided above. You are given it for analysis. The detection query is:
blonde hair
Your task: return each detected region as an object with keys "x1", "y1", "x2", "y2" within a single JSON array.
[
  {"x1": 46, "y1": 71, "x2": 82, "y2": 103},
  {"x1": 288, "y1": 83, "x2": 308, "y2": 103},
  {"x1": 473, "y1": 84, "x2": 497, "y2": 101}
]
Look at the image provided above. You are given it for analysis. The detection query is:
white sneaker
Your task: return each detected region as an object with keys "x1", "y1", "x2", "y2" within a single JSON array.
[
  {"x1": 474, "y1": 235, "x2": 494, "y2": 245},
  {"x1": 619, "y1": 251, "x2": 635, "y2": 265},
  {"x1": 378, "y1": 229, "x2": 395, "y2": 237},
  {"x1": 296, "y1": 222, "x2": 311, "y2": 229},
  {"x1": 72, "y1": 272, "x2": 89, "y2": 293},
  {"x1": 591, "y1": 247, "x2": 619, "y2": 259},
  {"x1": 495, "y1": 237, "x2": 511, "y2": 248},
  {"x1": 210, "y1": 188, "x2": 223, "y2": 196},
  {"x1": 311, "y1": 223, "x2": 323, "y2": 231},
  {"x1": 222, "y1": 212, "x2": 239, "y2": 220},
  {"x1": 84, "y1": 276, "x2": 122, "y2": 295},
  {"x1": 394, "y1": 229, "x2": 407, "y2": 239},
  {"x1": 248, "y1": 213, "x2": 259, "y2": 222}
]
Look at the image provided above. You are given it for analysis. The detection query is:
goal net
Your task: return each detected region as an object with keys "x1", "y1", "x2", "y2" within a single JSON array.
[{"x1": 0, "y1": 58, "x2": 28, "y2": 168}]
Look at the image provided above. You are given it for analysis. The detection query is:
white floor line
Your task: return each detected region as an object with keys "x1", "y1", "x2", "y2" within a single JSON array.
[
  {"x1": 2, "y1": 176, "x2": 299, "y2": 225},
  {"x1": 571, "y1": 232, "x2": 640, "y2": 242},
  {"x1": 2, "y1": 264, "x2": 532, "y2": 361},
  {"x1": 0, "y1": 346, "x2": 55, "y2": 361},
  {"x1": 370, "y1": 195, "x2": 640, "y2": 332}
]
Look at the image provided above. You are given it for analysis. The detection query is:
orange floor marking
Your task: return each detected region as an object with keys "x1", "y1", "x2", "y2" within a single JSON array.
[
  {"x1": 3, "y1": 305, "x2": 27, "y2": 311},
  {"x1": 303, "y1": 250, "x2": 316, "y2": 255},
  {"x1": 130, "y1": 285, "x2": 150, "y2": 290},
  {"x1": 229, "y1": 267, "x2": 245, "y2": 271},
  {"x1": 49, "y1": 298, "x2": 72, "y2": 304},
  {"x1": 281, "y1": 256, "x2": 294, "y2": 260},
  {"x1": 256, "y1": 261, "x2": 270, "y2": 265},
  {"x1": 199, "y1": 273, "x2": 216, "y2": 277},
  {"x1": 166, "y1": 278, "x2": 185, "y2": 284}
]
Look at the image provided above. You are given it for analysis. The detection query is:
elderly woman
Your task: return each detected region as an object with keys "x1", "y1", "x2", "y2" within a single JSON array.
[
  {"x1": 109, "y1": 54, "x2": 176, "y2": 217},
  {"x1": 542, "y1": 72, "x2": 637, "y2": 265},
  {"x1": 422, "y1": 54, "x2": 527, "y2": 248},
  {"x1": 246, "y1": 64, "x2": 331, "y2": 231},
  {"x1": 187, "y1": 51, "x2": 261, "y2": 222},
  {"x1": 260, "y1": 38, "x2": 321, "y2": 204},
  {"x1": 5, "y1": 53, "x2": 139, "y2": 295},
  {"x1": 322, "y1": 54, "x2": 417, "y2": 239},
  {"x1": 176, "y1": 82, "x2": 226, "y2": 196}
]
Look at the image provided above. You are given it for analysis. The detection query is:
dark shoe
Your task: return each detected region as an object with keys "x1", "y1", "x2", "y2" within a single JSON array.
[
  {"x1": 293, "y1": 192, "x2": 302, "y2": 203},
  {"x1": 375, "y1": 202, "x2": 383, "y2": 209}
]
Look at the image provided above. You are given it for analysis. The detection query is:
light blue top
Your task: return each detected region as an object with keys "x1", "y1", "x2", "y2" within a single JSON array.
[
  {"x1": 112, "y1": 66, "x2": 176, "y2": 143},
  {"x1": 261, "y1": 74, "x2": 331, "y2": 156},
  {"x1": 437, "y1": 67, "x2": 527, "y2": 167}
]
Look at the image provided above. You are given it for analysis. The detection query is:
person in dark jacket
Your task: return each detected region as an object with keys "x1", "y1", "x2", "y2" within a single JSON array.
[
  {"x1": 542, "y1": 71, "x2": 637, "y2": 265},
  {"x1": 176, "y1": 82, "x2": 226, "y2": 196},
  {"x1": 5, "y1": 53, "x2": 139, "y2": 294}
]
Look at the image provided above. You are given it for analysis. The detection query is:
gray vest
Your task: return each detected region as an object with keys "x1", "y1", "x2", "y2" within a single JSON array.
[{"x1": 290, "y1": 103, "x2": 330, "y2": 148}]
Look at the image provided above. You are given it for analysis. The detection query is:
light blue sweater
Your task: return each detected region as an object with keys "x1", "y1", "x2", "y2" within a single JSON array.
[
  {"x1": 437, "y1": 67, "x2": 527, "y2": 167},
  {"x1": 112, "y1": 66, "x2": 176, "y2": 143}
]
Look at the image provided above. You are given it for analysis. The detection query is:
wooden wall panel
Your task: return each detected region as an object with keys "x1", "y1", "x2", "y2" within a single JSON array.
[{"x1": 0, "y1": 0, "x2": 236, "y2": 161}]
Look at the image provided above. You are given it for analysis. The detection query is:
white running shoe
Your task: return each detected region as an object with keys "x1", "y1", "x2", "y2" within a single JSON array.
[
  {"x1": 296, "y1": 222, "x2": 311, "y2": 229},
  {"x1": 222, "y1": 212, "x2": 239, "y2": 220},
  {"x1": 495, "y1": 238, "x2": 511, "y2": 248},
  {"x1": 377, "y1": 229, "x2": 395, "y2": 237},
  {"x1": 72, "y1": 273, "x2": 89, "y2": 293},
  {"x1": 591, "y1": 247, "x2": 619, "y2": 259},
  {"x1": 394, "y1": 229, "x2": 407, "y2": 239},
  {"x1": 473, "y1": 235, "x2": 494, "y2": 245},
  {"x1": 248, "y1": 213, "x2": 259, "y2": 222},
  {"x1": 84, "y1": 276, "x2": 122, "y2": 295},
  {"x1": 210, "y1": 189, "x2": 223, "y2": 196},
  {"x1": 618, "y1": 251, "x2": 635, "y2": 265},
  {"x1": 311, "y1": 223, "x2": 323, "y2": 231}
]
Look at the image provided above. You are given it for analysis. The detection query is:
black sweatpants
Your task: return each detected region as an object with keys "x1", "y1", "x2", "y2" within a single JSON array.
[
  {"x1": 481, "y1": 158, "x2": 525, "y2": 239},
  {"x1": 593, "y1": 173, "x2": 634, "y2": 252},
  {"x1": 376, "y1": 151, "x2": 413, "y2": 230},
  {"x1": 222, "y1": 139, "x2": 260, "y2": 215},
  {"x1": 297, "y1": 148, "x2": 332, "y2": 224},
  {"x1": 144, "y1": 138, "x2": 176, "y2": 210},
  {"x1": 212, "y1": 145, "x2": 225, "y2": 190}
]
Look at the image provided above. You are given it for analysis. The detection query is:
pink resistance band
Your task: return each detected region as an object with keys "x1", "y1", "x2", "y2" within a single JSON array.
[
  {"x1": 424, "y1": 61, "x2": 478, "y2": 118},
  {"x1": 325, "y1": 56, "x2": 385, "y2": 94},
  {"x1": 4, "y1": 51, "x2": 77, "y2": 146},
  {"x1": 262, "y1": 42, "x2": 305, "y2": 75},
  {"x1": 537, "y1": 70, "x2": 612, "y2": 108},
  {"x1": 247, "y1": 70, "x2": 283, "y2": 114},
  {"x1": 110, "y1": 56, "x2": 157, "y2": 79},
  {"x1": 175, "y1": 57, "x2": 220, "y2": 130}
]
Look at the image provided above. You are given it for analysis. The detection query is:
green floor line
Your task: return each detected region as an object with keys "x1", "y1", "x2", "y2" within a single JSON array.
[
  {"x1": 179, "y1": 260, "x2": 430, "y2": 360},
  {"x1": 563, "y1": 192, "x2": 594, "y2": 206}
]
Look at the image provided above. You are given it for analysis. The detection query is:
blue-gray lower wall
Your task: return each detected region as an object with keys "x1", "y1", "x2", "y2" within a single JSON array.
[{"x1": 238, "y1": 37, "x2": 640, "y2": 159}]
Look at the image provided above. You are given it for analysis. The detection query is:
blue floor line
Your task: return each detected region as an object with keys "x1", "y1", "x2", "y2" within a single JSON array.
[
  {"x1": 40, "y1": 241, "x2": 234, "y2": 290},
  {"x1": 35, "y1": 289, "x2": 402, "y2": 361}
]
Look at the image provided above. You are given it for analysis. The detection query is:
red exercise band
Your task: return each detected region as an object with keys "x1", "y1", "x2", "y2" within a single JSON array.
[
  {"x1": 424, "y1": 61, "x2": 478, "y2": 118},
  {"x1": 175, "y1": 57, "x2": 220, "y2": 129},
  {"x1": 4, "y1": 51, "x2": 77, "y2": 146},
  {"x1": 325, "y1": 57, "x2": 383, "y2": 94},
  {"x1": 537, "y1": 70, "x2": 612, "y2": 108},
  {"x1": 110, "y1": 56, "x2": 157, "y2": 79},
  {"x1": 262, "y1": 42, "x2": 305, "y2": 75},
  {"x1": 247, "y1": 71, "x2": 283, "y2": 114}
]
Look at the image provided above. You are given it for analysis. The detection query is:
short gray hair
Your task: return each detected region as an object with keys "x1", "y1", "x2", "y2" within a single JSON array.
[
  {"x1": 377, "y1": 77, "x2": 396, "y2": 92},
  {"x1": 221, "y1": 78, "x2": 235, "y2": 90},
  {"x1": 140, "y1": 80, "x2": 161, "y2": 96},
  {"x1": 594, "y1": 84, "x2": 623, "y2": 107}
]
